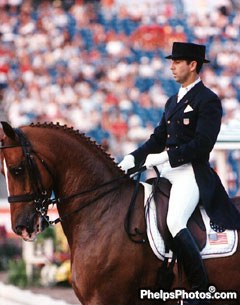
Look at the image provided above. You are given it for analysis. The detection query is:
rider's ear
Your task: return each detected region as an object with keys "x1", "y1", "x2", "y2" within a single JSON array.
[{"x1": 1, "y1": 121, "x2": 17, "y2": 141}]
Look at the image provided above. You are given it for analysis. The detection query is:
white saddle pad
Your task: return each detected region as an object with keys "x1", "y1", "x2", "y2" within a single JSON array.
[{"x1": 141, "y1": 182, "x2": 238, "y2": 261}]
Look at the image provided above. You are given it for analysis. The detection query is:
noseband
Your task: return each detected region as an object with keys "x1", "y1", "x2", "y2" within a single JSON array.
[{"x1": 7, "y1": 128, "x2": 53, "y2": 219}]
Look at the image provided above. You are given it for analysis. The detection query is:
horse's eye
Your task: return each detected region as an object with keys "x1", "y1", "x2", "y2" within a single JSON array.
[{"x1": 10, "y1": 166, "x2": 24, "y2": 176}]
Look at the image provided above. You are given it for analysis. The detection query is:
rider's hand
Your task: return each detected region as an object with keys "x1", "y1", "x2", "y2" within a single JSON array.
[
  {"x1": 144, "y1": 151, "x2": 169, "y2": 169},
  {"x1": 118, "y1": 155, "x2": 135, "y2": 173}
]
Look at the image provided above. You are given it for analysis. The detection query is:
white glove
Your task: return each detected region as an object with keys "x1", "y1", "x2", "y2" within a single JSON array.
[
  {"x1": 144, "y1": 151, "x2": 169, "y2": 169},
  {"x1": 118, "y1": 154, "x2": 135, "y2": 173}
]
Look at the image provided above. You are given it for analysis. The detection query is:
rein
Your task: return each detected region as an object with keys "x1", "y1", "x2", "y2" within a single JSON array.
[
  {"x1": 52, "y1": 175, "x2": 127, "y2": 205},
  {"x1": 124, "y1": 166, "x2": 147, "y2": 243},
  {"x1": 48, "y1": 174, "x2": 128, "y2": 225},
  {"x1": 49, "y1": 184, "x2": 121, "y2": 225}
]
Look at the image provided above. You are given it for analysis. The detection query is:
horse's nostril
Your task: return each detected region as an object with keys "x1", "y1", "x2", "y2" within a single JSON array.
[{"x1": 15, "y1": 225, "x2": 25, "y2": 235}]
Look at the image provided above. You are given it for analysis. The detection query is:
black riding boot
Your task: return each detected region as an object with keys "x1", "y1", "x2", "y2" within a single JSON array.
[{"x1": 173, "y1": 228, "x2": 210, "y2": 305}]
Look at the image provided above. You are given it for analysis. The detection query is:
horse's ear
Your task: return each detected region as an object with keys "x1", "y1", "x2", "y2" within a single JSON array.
[{"x1": 1, "y1": 121, "x2": 17, "y2": 140}]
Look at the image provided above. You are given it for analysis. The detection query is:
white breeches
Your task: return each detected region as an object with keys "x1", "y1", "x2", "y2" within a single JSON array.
[{"x1": 160, "y1": 162, "x2": 200, "y2": 238}]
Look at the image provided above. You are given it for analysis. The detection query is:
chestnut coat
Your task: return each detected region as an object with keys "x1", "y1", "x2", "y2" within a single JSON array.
[{"x1": 132, "y1": 81, "x2": 240, "y2": 229}]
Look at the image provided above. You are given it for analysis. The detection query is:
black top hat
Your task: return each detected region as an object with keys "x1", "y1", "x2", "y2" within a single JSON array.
[{"x1": 165, "y1": 42, "x2": 210, "y2": 63}]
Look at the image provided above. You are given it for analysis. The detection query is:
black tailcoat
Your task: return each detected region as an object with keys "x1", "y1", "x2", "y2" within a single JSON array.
[{"x1": 132, "y1": 81, "x2": 240, "y2": 229}]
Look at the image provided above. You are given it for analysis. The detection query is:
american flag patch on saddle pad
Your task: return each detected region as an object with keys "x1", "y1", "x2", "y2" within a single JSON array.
[
  {"x1": 200, "y1": 208, "x2": 238, "y2": 259},
  {"x1": 208, "y1": 232, "x2": 228, "y2": 245}
]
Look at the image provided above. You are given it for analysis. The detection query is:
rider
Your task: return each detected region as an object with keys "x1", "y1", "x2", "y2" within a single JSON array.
[{"x1": 119, "y1": 42, "x2": 240, "y2": 304}]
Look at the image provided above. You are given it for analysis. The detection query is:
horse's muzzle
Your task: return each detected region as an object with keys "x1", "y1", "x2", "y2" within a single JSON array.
[
  {"x1": 14, "y1": 212, "x2": 38, "y2": 238},
  {"x1": 15, "y1": 225, "x2": 26, "y2": 236}
]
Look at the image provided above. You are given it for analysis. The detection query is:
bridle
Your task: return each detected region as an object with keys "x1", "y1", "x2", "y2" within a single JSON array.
[
  {"x1": 6, "y1": 128, "x2": 54, "y2": 223},
  {"x1": 1, "y1": 127, "x2": 149, "y2": 243},
  {"x1": 1, "y1": 128, "x2": 129, "y2": 226},
  {"x1": 1, "y1": 127, "x2": 148, "y2": 243}
]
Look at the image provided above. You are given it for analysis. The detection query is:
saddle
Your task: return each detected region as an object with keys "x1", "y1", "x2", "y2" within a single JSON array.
[{"x1": 146, "y1": 177, "x2": 206, "y2": 252}]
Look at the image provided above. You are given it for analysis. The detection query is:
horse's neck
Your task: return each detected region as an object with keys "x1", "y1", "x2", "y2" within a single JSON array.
[
  {"x1": 55, "y1": 152, "x2": 119, "y2": 199},
  {"x1": 47, "y1": 135, "x2": 123, "y2": 245},
  {"x1": 46, "y1": 133, "x2": 117, "y2": 193},
  {"x1": 56, "y1": 168, "x2": 124, "y2": 247}
]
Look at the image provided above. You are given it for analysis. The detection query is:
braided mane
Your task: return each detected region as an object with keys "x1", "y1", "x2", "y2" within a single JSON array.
[{"x1": 30, "y1": 122, "x2": 124, "y2": 175}]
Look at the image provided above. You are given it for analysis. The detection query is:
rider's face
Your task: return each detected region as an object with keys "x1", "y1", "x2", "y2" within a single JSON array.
[{"x1": 170, "y1": 60, "x2": 197, "y2": 87}]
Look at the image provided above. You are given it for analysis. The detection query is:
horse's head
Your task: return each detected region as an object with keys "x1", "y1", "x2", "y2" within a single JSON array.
[{"x1": 0, "y1": 122, "x2": 53, "y2": 241}]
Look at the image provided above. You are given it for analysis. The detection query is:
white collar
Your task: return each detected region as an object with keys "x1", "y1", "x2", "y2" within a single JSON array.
[
  {"x1": 177, "y1": 78, "x2": 201, "y2": 102},
  {"x1": 183, "y1": 77, "x2": 201, "y2": 92}
]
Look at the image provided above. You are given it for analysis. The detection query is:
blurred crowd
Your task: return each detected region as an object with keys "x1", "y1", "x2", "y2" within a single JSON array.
[{"x1": 0, "y1": 0, "x2": 240, "y2": 194}]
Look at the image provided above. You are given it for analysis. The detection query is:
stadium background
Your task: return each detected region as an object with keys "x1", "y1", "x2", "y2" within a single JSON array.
[
  {"x1": 0, "y1": 0, "x2": 239, "y2": 300},
  {"x1": 0, "y1": 0, "x2": 240, "y2": 198}
]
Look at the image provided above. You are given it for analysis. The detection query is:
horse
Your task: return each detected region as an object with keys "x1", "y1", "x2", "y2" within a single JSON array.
[{"x1": 0, "y1": 121, "x2": 239, "y2": 305}]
